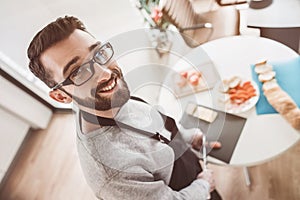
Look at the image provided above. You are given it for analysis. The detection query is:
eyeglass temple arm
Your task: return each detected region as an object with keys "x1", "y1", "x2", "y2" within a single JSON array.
[
  {"x1": 216, "y1": 0, "x2": 247, "y2": 6},
  {"x1": 178, "y1": 23, "x2": 213, "y2": 32}
]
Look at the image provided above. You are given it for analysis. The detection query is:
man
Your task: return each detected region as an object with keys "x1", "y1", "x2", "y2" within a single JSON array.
[{"x1": 27, "y1": 16, "x2": 222, "y2": 199}]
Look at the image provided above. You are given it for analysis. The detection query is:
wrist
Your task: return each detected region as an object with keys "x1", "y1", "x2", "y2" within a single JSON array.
[{"x1": 191, "y1": 132, "x2": 202, "y2": 150}]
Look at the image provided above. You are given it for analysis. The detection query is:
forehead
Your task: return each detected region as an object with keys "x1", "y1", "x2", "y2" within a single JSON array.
[{"x1": 40, "y1": 29, "x2": 97, "y2": 78}]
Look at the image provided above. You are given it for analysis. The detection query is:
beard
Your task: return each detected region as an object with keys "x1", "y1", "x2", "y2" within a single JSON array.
[{"x1": 72, "y1": 69, "x2": 130, "y2": 111}]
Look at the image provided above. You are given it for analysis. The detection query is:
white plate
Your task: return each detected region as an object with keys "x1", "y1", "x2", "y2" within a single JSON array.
[{"x1": 213, "y1": 80, "x2": 260, "y2": 114}]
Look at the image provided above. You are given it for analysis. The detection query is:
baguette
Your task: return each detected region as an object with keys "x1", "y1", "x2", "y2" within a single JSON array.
[
  {"x1": 256, "y1": 62, "x2": 300, "y2": 130},
  {"x1": 285, "y1": 109, "x2": 300, "y2": 130},
  {"x1": 264, "y1": 86, "x2": 297, "y2": 115},
  {"x1": 262, "y1": 79, "x2": 278, "y2": 91}
]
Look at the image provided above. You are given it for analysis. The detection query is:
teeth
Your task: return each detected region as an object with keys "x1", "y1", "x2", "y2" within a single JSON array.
[{"x1": 101, "y1": 79, "x2": 116, "y2": 92}]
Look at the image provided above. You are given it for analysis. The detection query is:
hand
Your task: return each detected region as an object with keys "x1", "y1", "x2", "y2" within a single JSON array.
[
  {"x1": 191, "y1": 132, "x2": 222, "y2": 151},
  {"x1": 197, "y1": 169, "x2": 215, "y2": 192}
]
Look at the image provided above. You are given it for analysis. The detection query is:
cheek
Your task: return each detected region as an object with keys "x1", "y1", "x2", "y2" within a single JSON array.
[
  {"x1": 108, "y1": 63, "x2": 122, "y2": 73},
  {"x1": 73, "y1": 84, "x2": 94, "y2": 97}
]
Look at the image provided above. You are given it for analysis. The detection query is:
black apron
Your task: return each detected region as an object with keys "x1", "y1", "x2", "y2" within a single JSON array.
[{"x1": 80, "y1": 96, "x2": 221, "y2": 199}]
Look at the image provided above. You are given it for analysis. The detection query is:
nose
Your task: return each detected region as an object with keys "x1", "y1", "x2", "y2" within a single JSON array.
[{"x1": 94, "y1": 63, "x2": 112, "y2": 84}]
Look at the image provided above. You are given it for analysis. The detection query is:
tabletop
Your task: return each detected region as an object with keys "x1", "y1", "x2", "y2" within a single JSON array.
[
  {"x1": 246, "y1": 0, "x2": 300, "y2": 28},
  {"x1": 157, "y1": 35, "x2": 300, "y2": 166}
]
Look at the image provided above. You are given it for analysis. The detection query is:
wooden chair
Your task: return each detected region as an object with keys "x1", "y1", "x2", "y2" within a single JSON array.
[{"x1": 160, "y1": 0, "x2": 241, "y2": 48}]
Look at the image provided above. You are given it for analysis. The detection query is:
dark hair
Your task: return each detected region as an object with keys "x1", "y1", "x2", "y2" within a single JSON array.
[{"x1": 27, "y1": 16, "x2": 88, "y2": 88}]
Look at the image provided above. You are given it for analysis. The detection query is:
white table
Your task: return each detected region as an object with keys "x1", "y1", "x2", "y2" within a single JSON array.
[
  {"x1": 246, "y1": 0, "x2": 300, "y2": 52},
  {"x1": 158, "y1": 36, "x2": 300, "y2": 166}
]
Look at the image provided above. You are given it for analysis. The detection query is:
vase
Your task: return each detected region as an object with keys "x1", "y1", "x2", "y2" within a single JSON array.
[{"x1": 147, "y1": 28, "x2": 173, "y2": 57}]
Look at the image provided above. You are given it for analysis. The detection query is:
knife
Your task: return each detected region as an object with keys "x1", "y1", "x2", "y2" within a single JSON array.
[
  {"x1": 202, "y1": 133, "x2": 207, "y2": 170},
  {"x1": 202, "y1": 133, "x2": 211, "y2": 199}
]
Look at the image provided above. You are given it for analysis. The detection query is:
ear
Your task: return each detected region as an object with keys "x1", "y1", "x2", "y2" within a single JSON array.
[{"x1": 49, "y1": 89, "x2": 72, "y2": 104}]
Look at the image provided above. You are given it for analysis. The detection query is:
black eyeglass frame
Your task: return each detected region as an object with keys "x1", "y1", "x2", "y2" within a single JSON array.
[{"x1": 51, "y1": 42, "x2": 114, "y2": 90}]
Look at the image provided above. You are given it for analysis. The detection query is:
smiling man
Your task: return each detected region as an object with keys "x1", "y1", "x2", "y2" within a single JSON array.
[{"x1": 27, "y1": 16, "x2": 222, "y2": 200}]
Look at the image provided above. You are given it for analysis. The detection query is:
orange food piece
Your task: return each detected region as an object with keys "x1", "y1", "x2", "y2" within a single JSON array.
[
  {"x1": 180, "y1": 71, "x2": 188, "y2": 79},
  {"x1": 242, "y1": 81, "x2": 251, "y2": 87},
  {"x1": 224, "y1": 80, "x2": 257, "y2": 105},
  {"x1": 248, "y1": 92, "x2": 257, "y2": 98},
  {"x1": 235, "y1": 90, "x2": 248, "y2": 96},
  {"x1": 228, "y1": 89, "x2": 237, "y2": 94},
  {"x1": 189, "y1": 75, "x2": 199, "y2": 86},
  {"x1": 242, "y1": 84, "x2": 253, "y2": 91},
  {"x1": 179, "y1": 70, "x2": 202, "y2": 87}
]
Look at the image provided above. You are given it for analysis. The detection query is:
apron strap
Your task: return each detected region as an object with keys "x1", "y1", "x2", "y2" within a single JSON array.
[{"x1": 129, "y1": 96, "x2": 178, "y2": 140}]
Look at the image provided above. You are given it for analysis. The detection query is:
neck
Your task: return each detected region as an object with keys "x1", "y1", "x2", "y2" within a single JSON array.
[
  {"x1": 78, "y1": 105, "x2": 121, "y2": 134},
  {"x1": 80, "y1": 105, "x2": 120, "y2": 118}
]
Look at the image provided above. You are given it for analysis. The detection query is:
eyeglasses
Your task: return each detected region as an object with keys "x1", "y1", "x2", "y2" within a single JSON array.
[{"x1": 52, "y1": 42, "x2": 114, "y2": 90}]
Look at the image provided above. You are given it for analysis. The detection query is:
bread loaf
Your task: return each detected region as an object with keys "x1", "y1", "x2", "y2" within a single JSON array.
[
  {"x1": 285, "y1": 109, "x2": 300, "y2": 130},
  {"x1": 255, "y1": 62, "x2": 300, "y2": 130},
  {"x1": 263, "y1": 86, "x2": 298, "y2": 115}
]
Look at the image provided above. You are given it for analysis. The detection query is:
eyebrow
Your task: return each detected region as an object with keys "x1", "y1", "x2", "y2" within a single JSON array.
[
  {"x1": 89, "y1": 41, "x2": 101, "y2": 51},
  {"x1": 62, "y1": 42, "x2": 101, "y2": 76},
  {"x1": 63, "y1": 56, "x2": 80, "y2": 76}
]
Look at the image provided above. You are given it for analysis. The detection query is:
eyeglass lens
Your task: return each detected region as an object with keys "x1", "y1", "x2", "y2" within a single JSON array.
[
  {"x1": 70, "y1": 63, "x2": 94, "y2": 85},
  {"x1": 94, "y1": 43, "x2": 113, "y2": 65}
]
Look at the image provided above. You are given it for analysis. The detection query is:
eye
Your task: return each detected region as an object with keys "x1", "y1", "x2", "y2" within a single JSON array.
[
  {"x1": 95, "y1": 51, "x2": 107, "y2": 63},
  {"x1": 94, "y1": 45, "x2": 113, "y2": 64},
  {"x1": 69, "y1": 67, "x2": 81, "y2": 80}
]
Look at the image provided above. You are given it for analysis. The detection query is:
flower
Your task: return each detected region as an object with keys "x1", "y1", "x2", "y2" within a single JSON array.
[
  {"x1": 151, "y1": 6, "x2": 163, "y2": 24},
  {"x1": 133, "y1": 0, "x2": 170, "y2": 30}
]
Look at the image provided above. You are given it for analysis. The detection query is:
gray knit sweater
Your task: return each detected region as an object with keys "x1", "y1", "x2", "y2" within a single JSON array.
[{"x1": 76, "y1": 100, "x2": 210, "y2": 200}]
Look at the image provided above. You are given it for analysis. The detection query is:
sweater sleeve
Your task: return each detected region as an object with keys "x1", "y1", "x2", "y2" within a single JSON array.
[{"x1": 100, "y1": 166, "x2": 210, "y2": 200}]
